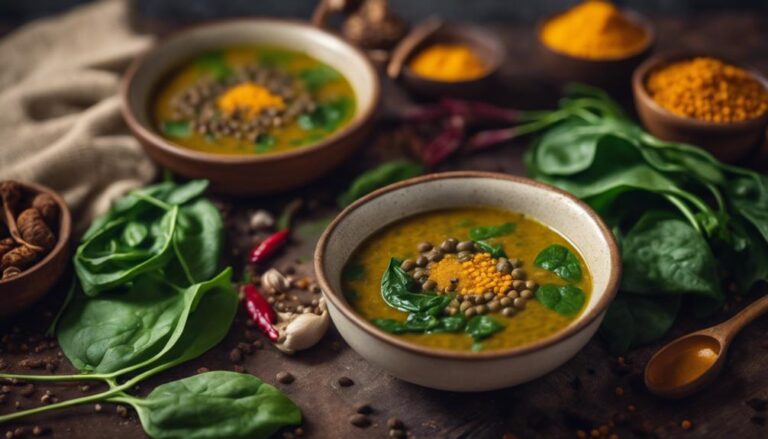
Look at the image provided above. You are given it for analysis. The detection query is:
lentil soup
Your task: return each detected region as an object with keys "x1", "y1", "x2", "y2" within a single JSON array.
[
  {"x1": 342, "y1": 208, "x2": 592, "y2": 352},
  {"x1": 153, "y1": 46, "x2": 356, "y2": 155}
]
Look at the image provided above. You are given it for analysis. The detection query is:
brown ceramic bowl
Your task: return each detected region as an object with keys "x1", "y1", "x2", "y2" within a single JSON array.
[
  {"x1": 0, "y1": 182, "x2": 71, "y2": 317},
  {"x1": 392, "y1": 22, "x2": 505, "y2": 98},
  {"x1": 633, "y1": 52, "x2": 768, "y2": 163},
  {"x1": 315, "y1": 172, "x2": 621, "y2": 391},
  {"x1": 122, "y1": 19, "x2": 380, "y2": 195},
  {"x1": 536, "y1": 9, "x2": 654, "y2": 94}
]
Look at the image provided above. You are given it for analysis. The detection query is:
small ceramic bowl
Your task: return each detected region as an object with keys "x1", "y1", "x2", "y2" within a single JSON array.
[
  {"x1": 633, "y1": 52, "x2": 768, "y2": 163},
  {"x1": 536, "y1": 9, "x2": 654, "y2": 93},
  {"x1": 0, "y1": 182, "x2": 71, "y2": 317},
  {"x1": 122, "y1": 19, "x2": 380, "y2": 195},
  {"x1": 314, "y1": 172, "x2": 621, "y2": 391},
  {"x1": 389, "y1": 21, "x2": 505, "y2": 98}
]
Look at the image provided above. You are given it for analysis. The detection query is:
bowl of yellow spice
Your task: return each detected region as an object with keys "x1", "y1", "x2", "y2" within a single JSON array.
[
  {"x1": 633, "y1": 54, "x2": 768, "y2": 162},
  {"x1": 537, "y1": 0, "x2": 654, "y2": 92},
  {"x1": 388, "y1": 20, "x2": 505, "y2": 98}
]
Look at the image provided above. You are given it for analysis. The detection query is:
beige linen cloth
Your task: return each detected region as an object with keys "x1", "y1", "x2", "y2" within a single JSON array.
[{"x1": 0, "y1": 0, "x2": 157, "y2": 231}]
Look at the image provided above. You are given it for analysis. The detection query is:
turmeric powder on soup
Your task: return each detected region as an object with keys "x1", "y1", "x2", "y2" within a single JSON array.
[
  {"x1": 409, "y1": 44, "x2": 487, "y2": 82},
  {"x1": 646, "y1": 57, "x2": 768, "y2": 123},
  {"x1": 540, "y1": 0, "x2": 648, "y2": 59}
]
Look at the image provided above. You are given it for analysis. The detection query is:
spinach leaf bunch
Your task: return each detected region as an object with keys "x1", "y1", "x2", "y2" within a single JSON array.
[
  {"x1": 372, "y1": 258, "x2": 505, "y2": 342},
  {"x1": 522, "y1": 85, "x2": 768, "y2": 353},
  {"x1": 0, "y1": 181, "x2": 302, "y2": 438}
]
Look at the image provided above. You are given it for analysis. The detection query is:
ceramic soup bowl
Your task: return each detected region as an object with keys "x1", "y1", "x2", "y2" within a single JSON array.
[
  {"x1": 315, "y1": 172, "x2": 620, "y2": 391},
  {"x1": 122, "y1": 19, "x2": 380, "y2": 194}
]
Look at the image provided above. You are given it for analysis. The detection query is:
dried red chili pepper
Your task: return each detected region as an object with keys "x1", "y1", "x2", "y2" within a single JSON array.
[
  {"x1": 248, "y1": 229, "x2": 289, "y2": 264},
  {"x1": 242, "y1": 283, "x2": 279, "y2": 341},
  {"x1": 247, "y1": 199, "x2": 302, "y2": 264},
  {"x1": 420, "y1": 115, "x2": 466, "y2": 167}
]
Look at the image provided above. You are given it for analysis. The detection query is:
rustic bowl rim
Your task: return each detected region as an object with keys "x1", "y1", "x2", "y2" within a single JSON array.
[
  {"x1": 0, "y1": 181, "x2": 71, "y2": 286},
  {"x1": 120, "y1": 18, "x2": 380, "y2": 165},
  {"x1": 535, "y1": 8, "x2": 656, "y2": 62},
  {"x1": 314, "y1": 171, "x2": 622, "y2": 361},
  {"x1": 401, "y1": 21, "x2": 505, "y2": 85},
  {"x1": 632, "y1": 51, "x2": 768, "y2": 130}
]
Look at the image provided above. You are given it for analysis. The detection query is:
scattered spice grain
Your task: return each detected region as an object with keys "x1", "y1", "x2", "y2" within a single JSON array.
[
  {"x1": 681, "y1": 419, "x2": 692, "y2": 430},
  {"x1": 349, "y1": 414, "x2": 371, "y2": 428},
  {"x1": 337, "y1": 376, "x2": 354, "y2": 387},
  {"x1": 276, "y1": 371, "x2": 295, "y2": 384}
]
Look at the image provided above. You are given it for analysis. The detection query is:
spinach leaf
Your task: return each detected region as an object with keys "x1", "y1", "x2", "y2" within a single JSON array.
[
  {"x1": 380, "y1": 258, "x2": 450, "y2": 314},
  {"x1": 298, "y1": 97, "x2": 353, "y2": 133},
  {"x1": 128, "y1": 371, "x2": 301, "y2": 439},
  {"x1": 534, "y1": 244, "x2": 583, "y2": 282},
  {"x1": 535, "y1": 284, "x2": 586, "y2": 316},
  {"x1": 337, "y1": 160, "x2": 424, "y2": 207},
  {"x1": 161, "y1": 121, "x2": 191, "y2": 139},
  {"x1": 465, "y1": 316, "x2": 505, "y2": 341},
  {"x1": 57, "y1": 269, "x2": 234, "y2": 374},
  {"x1": 299, "y1": 65, "x2": 341, "y2": 92},
  {"x1": 75, "y1": 207, "x2": 179, "y2": 296},
  {"x1": 254, "y1": 134, "x2": 276, "y2": 153},
  {"x1": 167, "y1": 199, "x2": 223, "y2": 285},
  {"x1": 620, "y1": 211, "x2": 722, "y2": 302},
  {"x1": 373, "y1": 314, "x2": 465, "y2": 335},
  {"x1": 600, "y1": 295, "x2": 680, "y2": 354},
  {"x1": 469, "y1": 222, "x2": 516, "y2": 240},
  {"x1": 473, "y1": 240, "x2": 506, "y2": 258},
  {"x1": 195, "y1": 52, "x2": 232, "y2": 81}
]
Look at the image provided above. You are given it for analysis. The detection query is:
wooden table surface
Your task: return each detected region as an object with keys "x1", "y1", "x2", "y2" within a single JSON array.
[{"x1": 2, "y1": 11, "x2": 768, "y2": 439}]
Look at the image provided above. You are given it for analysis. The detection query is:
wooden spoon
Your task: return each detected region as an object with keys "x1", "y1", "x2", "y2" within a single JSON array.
[
  {"x1": 645, "y1": 294, "x2": 768, "y2": 398},
  {"x1": 386, "y1": 17, "x2": 443, "y2": 80}
]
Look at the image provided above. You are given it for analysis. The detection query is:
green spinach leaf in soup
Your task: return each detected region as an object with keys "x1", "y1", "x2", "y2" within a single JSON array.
[
  {"x1": 254, "y1": 134, "x2": 276, "y2": 153},
  {"x1": 195, "y1": 52, "x2": 232, "y2": 81},
  {"x1": 474, "y1": 240, "x2": 507, "y2": 259},
  {"x1": 534, "y1": 244, "x2": 582, "y2": 282},
  {"x1": 468, "y1": 222, "x2": 516, "y2": 241},
  {"x1": 298, "y1": 96, "x2": 353, "y2": 133},
  {"x1": 380, "y1": 258, "x2": 450, "y2": 313},
  {"x1": 126, "y1": 371, "x2": 301, "y2": 439},
  {"x1": 465, "y1": 315, "x2": 505, "y2": 341},
  {"x1": 535, "y1": 284, "x2": 585, "y2": 316},
  {"x1": 161, "y1": 121, "x2": 191, "y2": 139},
  {"x1": 299, "y1": 65, "x2": 341, "y2": 92}
]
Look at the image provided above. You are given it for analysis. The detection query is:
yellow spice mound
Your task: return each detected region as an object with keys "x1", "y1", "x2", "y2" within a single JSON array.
[
  {"x1": 428, "y1": 253, "x2": 513, "y2": 297},
  {"x1": 540, "y1": 0, "x2": 648, "y2": 59},
  {"x1": 409, "y1": 44, "x2": 487, "y2": 82},
  {"x1": 646, "y1": 57, "x2": 768, "y2": 123},
  {"x1": 216, "y1": 82, "x2": 285, "y2": 119}
]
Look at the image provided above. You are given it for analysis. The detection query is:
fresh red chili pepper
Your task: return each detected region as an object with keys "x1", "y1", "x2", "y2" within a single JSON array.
[
  {"x1": 242, "y1": 283, "x2": 279, "y2": 341},
  {"x1": 247, "y1": 199, "x2": 302, "y2": 264},
  {"x1": 248, "y1": 229, "x2": 290, "y2": 264}
]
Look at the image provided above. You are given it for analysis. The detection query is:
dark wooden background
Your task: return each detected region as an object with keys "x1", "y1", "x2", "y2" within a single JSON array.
[{"x1": 2, "y1": 6, "x2": 768, "y2": 439}]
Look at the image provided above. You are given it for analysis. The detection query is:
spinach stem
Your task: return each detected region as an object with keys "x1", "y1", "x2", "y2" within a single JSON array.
[
  {"x1": 132, "y1": 192, "x2": 173, "y2": 211},
  {"x1": 0, "y1": 372, "x2": 111, "y2": 383}
]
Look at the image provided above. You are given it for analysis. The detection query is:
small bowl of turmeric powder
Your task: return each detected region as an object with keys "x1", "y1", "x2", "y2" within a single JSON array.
[
  {"x1": 537, "y1": 0, "x2": 654, "y2": 92},
  {"x1": 390, "y1": 22, "x2": 505, "y2": 97},
  {"x1": 633, "y1": 53, "x2": 768, "y2": 162}
]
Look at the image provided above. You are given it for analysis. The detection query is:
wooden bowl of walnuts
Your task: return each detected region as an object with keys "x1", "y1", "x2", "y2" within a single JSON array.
[{"x1": 0, "y1": 181, "x2": 71, "y2": 317}]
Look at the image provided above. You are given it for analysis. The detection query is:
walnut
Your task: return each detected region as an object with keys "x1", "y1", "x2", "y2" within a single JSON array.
[
  {"x1": 17, "y1": 208, "x2": 56, "y2": 251},
  {"x1": 32, "y1": 193, "x2": 59, "y2": 228}
]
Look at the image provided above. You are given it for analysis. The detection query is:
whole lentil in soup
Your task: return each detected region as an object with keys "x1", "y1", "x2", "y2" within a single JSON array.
[
  {"x1": 342, "y1": 208, "x2": 592, "y2": 352},
  {"x1": 153, "y1": 46, "x2": 356, "y2": 155}
]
